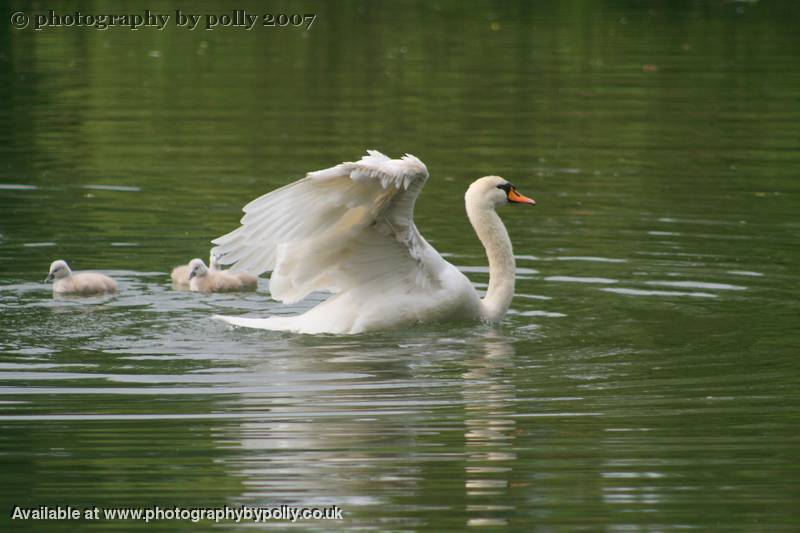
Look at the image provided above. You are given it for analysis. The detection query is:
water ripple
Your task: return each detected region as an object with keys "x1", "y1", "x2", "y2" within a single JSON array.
[
  {"x1": 645, "y1": 281, "x2": 747, "y2": 291},
  {"x1": 600, "y1": 288, "x2": 718, "y2": 298},
  {"x1": 546, "y1": 276, "x2": 619, "y2": 284}
]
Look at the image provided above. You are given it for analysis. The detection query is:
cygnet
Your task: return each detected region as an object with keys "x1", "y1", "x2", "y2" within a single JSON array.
[
  {"x1": 188, "y1": 258, "x2": 243, "y2": 293},
  {"x1": 170, "y1": 263, "x2": 191, "y2": 287},
  {"x1": 233, "y1": 271, "x2": 258, "y2": 289},
  {"x1": 173, "y1": 252, "x2": 236, "y2": 288},
  {"x1": 45, "y1": 260, "x2": 118, "y2": 295},
  {"x1": 210, "y1": 253, "x2": 258, "y2": 289}
]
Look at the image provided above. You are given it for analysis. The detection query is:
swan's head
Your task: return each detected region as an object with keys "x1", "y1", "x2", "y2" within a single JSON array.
[
  {"x1": 45, "y1": 259, "x2": 72, "y2": 282},
  {"x1": 188, "y1": 258, "x2": 209, "y2": 280},
  {"x1": 466, "y1": 176, "x2": 536, "y2": 210}
]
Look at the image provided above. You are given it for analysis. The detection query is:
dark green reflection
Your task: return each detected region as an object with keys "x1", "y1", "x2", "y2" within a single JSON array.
[{"x1": 1, "y1": 1, "x2": 799, "y2": 531}]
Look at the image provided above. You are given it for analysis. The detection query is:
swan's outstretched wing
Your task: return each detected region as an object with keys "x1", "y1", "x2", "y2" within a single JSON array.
[{"x1": 211, "y1": 150, "x2": 446, "y2": 304}]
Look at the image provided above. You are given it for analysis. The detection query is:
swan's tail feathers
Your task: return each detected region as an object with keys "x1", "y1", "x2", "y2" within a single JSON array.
[{"x1": 212, "y1": 314, "x2": 295, "y2": 332}]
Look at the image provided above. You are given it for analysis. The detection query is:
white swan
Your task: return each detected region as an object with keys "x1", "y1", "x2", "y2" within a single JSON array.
[
  {"x1": 45, "y1": 259, "x2": 118, "y2": 295},
  {"x1": 211, "y1": 150, "x2": 535, "y2": 334}
]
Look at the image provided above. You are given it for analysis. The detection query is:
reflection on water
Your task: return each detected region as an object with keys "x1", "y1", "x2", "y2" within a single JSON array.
[
  {"x1": 2, "y1": 0, "x2": 800, "y2": 531},
  {"x1": 462, "y1": 335, "x2": 517, "y2": 529}
]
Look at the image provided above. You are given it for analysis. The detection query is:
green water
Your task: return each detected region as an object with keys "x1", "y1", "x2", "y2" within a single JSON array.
[{"x1": 2, "y1": 1, "x2": 799, "y2": 531}]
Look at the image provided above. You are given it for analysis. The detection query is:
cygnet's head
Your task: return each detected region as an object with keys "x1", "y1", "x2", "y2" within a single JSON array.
[
  {"x1": 188, "y1": 258, "x2": 209, "y2": 280},
  {"x1": 46, "y1": 260, "x2": 72, "y2": 283},
  {"x1": 209, "y1": 252, "x2": 221, "y2": 271},
  {"x1": 465, "y1": 176, "x2": 536, "y2": 210}
]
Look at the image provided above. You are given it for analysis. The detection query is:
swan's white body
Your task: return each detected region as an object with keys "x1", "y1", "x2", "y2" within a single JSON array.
[
  {"x1": 211, "y1": 151, "x2": 534, "y2": 334},
  {"x1": 46, "y1": 260, "x2": 117, "y2": 295}
]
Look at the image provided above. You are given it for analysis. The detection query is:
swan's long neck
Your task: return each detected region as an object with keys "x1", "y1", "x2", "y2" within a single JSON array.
[{"x1": 466, "y1": 200, "x2": 515, "y2": 322}]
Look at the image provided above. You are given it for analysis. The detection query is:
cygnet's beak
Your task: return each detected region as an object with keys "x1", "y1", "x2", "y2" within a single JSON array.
[
  {"x1": 45, "y1": 273, "x2": 54, "y2": 283},
  {"x1": 188, "y1": 271, "x2": 195, "y2": 280},
  {"x1": 508, "y1": 188, "x2": 536, "y2": 205}
]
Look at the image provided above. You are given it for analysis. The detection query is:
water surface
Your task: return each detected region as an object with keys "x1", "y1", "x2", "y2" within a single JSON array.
[{"x1": 1, "y1": 1, "x2": 799, "y2": 531}]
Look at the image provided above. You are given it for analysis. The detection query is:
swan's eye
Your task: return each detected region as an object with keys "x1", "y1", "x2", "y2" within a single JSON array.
[{"x1": 496, "y1": 182, "x2": 513, "y2": 194}]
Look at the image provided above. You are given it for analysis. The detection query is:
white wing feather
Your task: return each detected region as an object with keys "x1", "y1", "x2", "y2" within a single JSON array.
[{"x1": 211, "y1": 150, "x2": 445, "y2": 305}]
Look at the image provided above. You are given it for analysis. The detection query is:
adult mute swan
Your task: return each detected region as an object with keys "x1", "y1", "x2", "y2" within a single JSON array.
[
  {"x1": 45, "y1": 260, "x2": 118, "y2": 295},
  {"x1": 211, "y1": 150, "x2": 535, "y2": 334}
]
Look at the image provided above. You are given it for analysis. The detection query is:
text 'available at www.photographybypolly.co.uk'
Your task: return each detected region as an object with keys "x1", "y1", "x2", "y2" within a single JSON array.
[
  {"x1": 10, "y1": 9, "x2": 317, "y2": 31},
  {"x1": 10, "y1": 505, "x2": 344, "y2": 524}
]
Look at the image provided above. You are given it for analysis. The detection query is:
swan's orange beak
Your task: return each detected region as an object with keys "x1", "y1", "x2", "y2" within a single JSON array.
[{"x1": 508, "y1": 188, "x2": 536, "y2": 205}]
